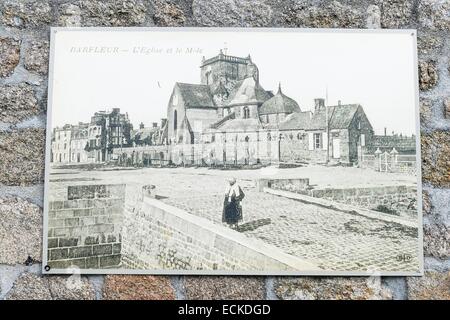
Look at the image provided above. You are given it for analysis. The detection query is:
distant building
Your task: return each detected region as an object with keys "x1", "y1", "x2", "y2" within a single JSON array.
[
  {"x1": 164, "y1": 51, "x2": 376, "y2": 165},
  {"x1": 86, "y1": 108, "x2": 133, "y2": 162},
  {"x1": 51, "y1": 123, "x2": 89, "y2": 163},
  {"x1": 132, "y1": 120, "x2": 167, "y2": 146},
  {"x1": 51, "y1": 124, "x2": 73, "y2": 163},
  {"x1": 70, "y1": 123, "x2": 89, "y2": 163}
]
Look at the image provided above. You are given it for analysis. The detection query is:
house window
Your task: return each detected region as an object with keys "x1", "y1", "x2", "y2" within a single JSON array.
[
  {"x1": 211, "y1": 134, "x2": 215, "y2": 143},
  {"x1": 297, "y1": 133, "x2": 303, "y2": 140},
  {"x1": 314, "y1": 133, "x2": 321, "y2": 149}
]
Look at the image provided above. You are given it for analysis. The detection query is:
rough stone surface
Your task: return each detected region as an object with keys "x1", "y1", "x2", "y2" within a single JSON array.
[
  {"x1": 184, "y1": 276, "x2": 265, "y2": 299},
  {"x1": 193, "y1": 0, "x2": 273, "y2": 27},
  {"x1": 417, "y1": 33, "x2": 444, "y2": 56},
  {"x1": 281, "y1": 0, "x2": 365, "y2": 28},
  {"x1": 407, "y1": 271, "x2": 450, "y2": 300},
  {"x1": 420, "y1": 98, "x2": 432, "y2": 126},
  {"x1": 103, "y1": 275, "x2": 175, "y2": 300},
  {"x1": 0, "y1": 0, "x2": 53, "y2": 28},
  {"x1": 424, "y1": 223, "x2": 450, "y2": 259},
  {"x1": 57, "y1": 0, "x2": 147, "y2": 27},
  {"x1": 366, "y1": 5, "x2": 381, "y2": 29},
  {"x1": 5, "y1": 273, "x2": 96, "y2": 300},
  {"x1": 0, "y1": 128, "x2": 45, "y2": 186},
  {"x1": 153, "y1": 0, "x2": 186, "y2": 26},
  {"x1": 419, "y1": 60, "x2": 439, "y2": 91},
  {"x1": 275, "y1": 277, "x2": 392, "y2": 300},
  {"x1": 0, "y1": 84, "x2": 40, "y2": 124},
  {"x1": 0, "y1": 0, "x2": 449, "y2": 301},
  {"x1": 48, "y1": 276, "x2": 96, "y2": 300},
  {"x1": 422, "y1": 190, "x2": 431, "y2": 215},
  {"x1": 421, "y1": 131, "x2": 450, "y2": 187},
  {"x1": 378, "y1": 0, "x2": 415, "y2": 28},
  {"x1": 418, "y1": 0, "x2": 450, "y2": 31},
  {"x1": 5, "y1": 273, "x2": 52, "y2": 300},
  {"x1": 24, "y1": 40, "x2": 50, "y2": 75},
  {"x1": 0, "y1": 197, "x2": 42, "y2": 265},
  {"x1": 0, "y1": 37, "x2": 21, "y2": 78}
]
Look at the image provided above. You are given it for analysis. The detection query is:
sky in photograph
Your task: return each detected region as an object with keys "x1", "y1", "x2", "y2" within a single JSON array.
[{"x1": 51, "y1": 29, "x2": 418, "y2": 136}]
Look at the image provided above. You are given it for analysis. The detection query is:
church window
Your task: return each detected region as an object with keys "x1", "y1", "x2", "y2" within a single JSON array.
[
  {"x1": 173, "y1": 110, "x2": 178, "y2": 131},
  {"x1": 361, "y1": 134, "x2": 366, "y2": 147},
  {"x1": 243, "y1": 106, "x2": 250, "y2": 119},
  {"x1": 245, "y1": 136, "x2": 250, "y2": 142}
]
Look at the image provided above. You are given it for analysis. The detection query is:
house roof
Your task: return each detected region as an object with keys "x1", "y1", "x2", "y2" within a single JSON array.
[
  {"x1": 279, "y1": 111, "x2": 312, "y2": 130},
  {"x1": 226, "y1": 77, "x2": 272, "y2": 106},
  {"x1": 175, "y1": 83, "x2": 215, "y2": 108},
  {"x1": 308, "y1": 104, "x2": 361, "y2": 130},
  {"x1": 132, "y1": 127, "x2": 158, "y2": 141},
  {"x1": 259, "y1": 85, "x2": 301, "y2": 115}
]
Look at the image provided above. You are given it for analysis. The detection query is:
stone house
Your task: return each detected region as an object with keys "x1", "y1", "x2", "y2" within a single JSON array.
[
  {"x1": 51, "y1": 124, "x2": 73, "y2": 163},
  {"x1": 69, "y1": 123, "x2": 89, "y2": 163},
  {"x1": 51, "y1": 123, "x2": 90, "y2": 164},
  {"x1": 85, "y1": 108, "x2": 133, "y2": 162}
]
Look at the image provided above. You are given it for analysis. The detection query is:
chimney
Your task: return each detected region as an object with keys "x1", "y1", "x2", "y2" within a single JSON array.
[
  {"x1": 338, "y1": 100, "x2": 341, "y2": 106},
  {"x1": 314, "y1": 98, "x2": 325, "y2": 112},
  {"x1": 384, "y1": 127, "x2": 387, "y2": 136},
  {"x1": 161, "y1": 118, "x2": 167, "y2": 128},
  {"x1": 152, "y1": 122, "x2": 158, "y2": 128},
  {"x1": 139, "y1": 122, "x2": 144, "y2": 129}
]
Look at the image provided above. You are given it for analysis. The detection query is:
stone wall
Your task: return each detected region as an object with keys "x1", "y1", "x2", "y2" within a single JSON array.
[
  {"x1": 307, "y1": 185, "x2": 418, "y2": 218},
  {"x1": 122, "y1": 194, "x2": 317, "y2": 272},
  {"x1": 47, "y1": 184, "x2": 125, "y2": 269},
  {"x1": 0, "y1": 0, "x2": 449, "y2": 300},
  {"x1": 257, "y1": 178, "x2": 310, "y2": 192},
  {"x1": 260, "y1": 179, "x2": 417, "y2": 218}
]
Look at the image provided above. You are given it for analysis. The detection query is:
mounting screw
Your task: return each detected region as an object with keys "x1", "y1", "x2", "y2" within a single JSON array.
[{"x1": 44, "y1": 265, "x2": 51, "y2": 272}]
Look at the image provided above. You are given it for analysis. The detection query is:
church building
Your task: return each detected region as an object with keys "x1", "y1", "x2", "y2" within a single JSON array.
[{"x1": 165, "y1": 51, "x2": 374, "y2": 165}]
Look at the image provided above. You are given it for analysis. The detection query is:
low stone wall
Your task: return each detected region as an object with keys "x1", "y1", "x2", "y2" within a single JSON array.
[
  {"x1": 256, "y1": 178, "x2": 310, "y2": 192},
  {"x1": 122, "y1": 194, "x2": 317, "y2": 272},
  {"x1": 47, "y1": 184, "x2": 125, "y2": 269},
  {"x1": 300, "y1": 185, "x2": 417, "y2": 218}
]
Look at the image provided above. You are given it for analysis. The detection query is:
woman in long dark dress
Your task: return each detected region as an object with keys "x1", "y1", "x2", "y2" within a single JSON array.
[{"x1": 222, "y1": 177, "x2": 245, "y2": 229}]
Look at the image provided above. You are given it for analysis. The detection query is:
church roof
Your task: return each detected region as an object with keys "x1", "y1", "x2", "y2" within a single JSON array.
[
  {"x1": 259, "y1": 84, "x2": 301, "y2": 115},
  {"x1": 279, "y1": 111, "x2": 312, "y2": 130},
  {"x1": 226, "y1": 77, "x2": 272, "y2": 107},
  {"x1": 216, "y1": 118, "x2": 263, "y2": 131},
  {"x1": 308, "y1": 104, "x2": 361, "y2": 130},
  {"x1": 175, "y1": 83, "x2": 215, "y2": 108}
]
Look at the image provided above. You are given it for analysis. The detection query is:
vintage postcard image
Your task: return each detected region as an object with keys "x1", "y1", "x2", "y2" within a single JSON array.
[{"x1": 43, "y1": 28, "x2": 423, "y2": 275}]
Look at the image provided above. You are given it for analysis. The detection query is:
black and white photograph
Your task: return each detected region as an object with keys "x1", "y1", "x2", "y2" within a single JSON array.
[{"x1": 43, "y1": 28, "x2": 422, "y2": 275}]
